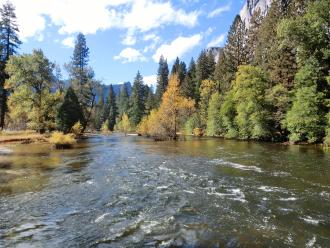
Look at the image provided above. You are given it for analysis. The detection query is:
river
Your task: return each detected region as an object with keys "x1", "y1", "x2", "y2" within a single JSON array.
[{"x1": 0, "y1": 134, "x2": 329, "y2": 247}]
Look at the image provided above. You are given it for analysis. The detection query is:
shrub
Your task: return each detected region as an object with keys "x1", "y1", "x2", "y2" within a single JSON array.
[
  {"x1": 71, "y1": 121, "x2": 83, "y2": 137},
  {"x1": 100, "y1": 120, "x2": 111, "y2": 134},
  {"x1": 49, "y1": 131, "x2": 76, "y2": 149},
  {"x1": 193, "y1": 128, "x2": 204, "y2": 137}
]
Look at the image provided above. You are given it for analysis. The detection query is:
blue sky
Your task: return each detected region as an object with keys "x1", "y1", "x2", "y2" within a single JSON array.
[{"x1": 2, "y1": 0, "x2": 245, "y2": 86}]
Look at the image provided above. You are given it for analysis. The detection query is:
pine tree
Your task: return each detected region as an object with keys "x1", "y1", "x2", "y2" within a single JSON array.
[
  {"x1": 102, "y1": 85, "x2": 117, "y2": 131},
  {"x1": 224, "y1": 15, "x2": 248, "y2": 80},
  {"x1": 67, "y1": 33, "x2": 97, "y2": 131},
  {"x1": 214, "y1": 49, "x2": 231, "y2": 92},
  {"x1": 93, "y1": 86, "x2": 104, "y2": 130},
  {"x1": 206, "y1": 50, "x2": 216, "y2": 78},
  {"x1": 196, "y1": 50, "x2": 214, "y2": 101},
  {"x1": 181, "y1": 58, "x2": 197, "y2": 99},
  {"x1": 129, "y1": 71, "x2": 145, "y2": 126},
  {"x1": 0, "y1": 1, "x2": 21, "y2": 129},
  {"x1": 171, "y1": 57, "x2": 180, "y2": 75},
  {"x1": 57, "y1": 87, "x2": 85, "y2": 133},
  {"x1": 155, "y1": 55, "x2": 169, "y2": 105},
  {"x1": 144, "y1": 86, "x2": 155, "y2": 115},
  {"x1": 246, "y1": 9, "x2": 264, "y2": 64},
  {"x1": 117, "y1": 83, "x2": 130, "y2": 117}
]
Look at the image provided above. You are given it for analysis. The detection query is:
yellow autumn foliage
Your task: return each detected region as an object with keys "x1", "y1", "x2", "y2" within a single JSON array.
[{"x1": 137, "y1": 74, "x2": 195, "y2": 139}]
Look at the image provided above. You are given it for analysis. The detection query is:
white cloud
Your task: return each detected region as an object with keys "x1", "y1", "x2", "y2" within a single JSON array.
[
  {"x1": 4, "y1": 0, "x2": 199, "y2": 40},
  {"x1": 143, "y1": 74, "x2": 157, "y2": 87},
  {"x1": 153, "y1": 34, "x2": 202, "y2": 63},
  {"x1": 62, "y1": 36, "x2": 75, "y2": 48},
  {"x1": 207, "y1": 2, "x2": 231, "y2": 18},
  {"x1": 207, "y1": 34, "x2": 226, "y2": 48},
  {"x1": 122, "y1": 0, "x2": 199, "y2": 32},
  {"x1": 122, "y1": 32, "x2": 136, "y2": 46},
  {"x1": 114, "y1": 47, "x2": 146, "y2": 63},
  {"x1": 143, "y1": 33, "x2": 161, "y2": 53}
]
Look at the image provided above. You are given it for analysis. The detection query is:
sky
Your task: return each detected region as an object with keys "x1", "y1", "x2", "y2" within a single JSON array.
[{"x1": 1, "y1": 0, "x2": 245, "y2": 86}]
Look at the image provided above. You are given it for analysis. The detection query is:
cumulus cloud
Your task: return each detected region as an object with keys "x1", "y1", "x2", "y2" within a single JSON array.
[
  {"x1": 153, "y1": 34, "x2": 202, "y2": 63},
  {"x1": 62, "y1": 36, "x2": 75, "y2": 48},
  {"x1": 143, "y1": 74, "x2": 157, "y2": 87},
  {"x1": 208, "y1": 2, "x2": 231, "y2": 18},
  {"x1": 207, "y1": 34, "x2": 226, "y2": 48},
  {"x1": 114, "y1": 47, "x2": 146, "y2": 63},
  {"x1": 4, "y1": 0, "x2": 199, "y2": 40}
]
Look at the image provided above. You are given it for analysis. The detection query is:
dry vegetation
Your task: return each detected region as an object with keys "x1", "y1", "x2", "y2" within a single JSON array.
[
  {"x1": 0, "y1": 130, "x2": 47, "y2": 143},
  {"x1": 48, "y1": 132, "x2": 76, "y2": 149}
]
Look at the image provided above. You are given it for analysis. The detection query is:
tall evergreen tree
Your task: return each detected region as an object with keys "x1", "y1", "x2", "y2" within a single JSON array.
[
  {"x1": 104, "y1": 85, "x2": 117, "y2": 131},
  {"x1": 117, "y1": 83, "x2": 130, "y2": 117},
  {"x1": 224, "y1": 15, "x2": 248, "y2": 81},
  {"x1": 129, "y1": 71, "x2": 145, "y2": 126},
  {"x1": 0, "y1": 1, "x2": 21, "y2": 129},
  {"x1": 214, "y1": 49, "x2": 231, "y2": 92},
  {"x1": 144, "y1": 86, "x2": 156, "y2": 115},
  {"x1": 171, "y1": 57, "x2": 180, "y2": 75},
  {"x1": 196, "y1": 50, "x2": 215, "y2": 101},
  {"x1": 246, "y1": 9, "x2": 264, "y2": 64},
  {"x1": 155, "y1": 55, "x2": 169, "y2": 105},
  {"x1": 93, "y1": 86, "x2": 104, "y2": 130},
  {"x1": 67, "y1": 33, "x2": 97, "y2": 131},
  {"x1": 57, "y1": 87, "x2": 85, "y2": 133}
]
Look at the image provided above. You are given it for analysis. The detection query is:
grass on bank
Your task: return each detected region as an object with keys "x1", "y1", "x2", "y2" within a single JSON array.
[
  {"x1": 0, "y1": 130, "x2": 47, "y2": 143},
  {"x1": 48, "y1": 131, "x2": 76, "y2": 149}
]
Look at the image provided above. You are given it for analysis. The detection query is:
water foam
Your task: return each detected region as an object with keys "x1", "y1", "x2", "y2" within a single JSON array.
[{"x1": 209, "y1": 159, "x2": 263, "y2": 173}]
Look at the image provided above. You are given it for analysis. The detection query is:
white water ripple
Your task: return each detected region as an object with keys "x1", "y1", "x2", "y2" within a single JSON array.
[{"x1": 209, "y1": 159, "x2": 263, "y2": 173}]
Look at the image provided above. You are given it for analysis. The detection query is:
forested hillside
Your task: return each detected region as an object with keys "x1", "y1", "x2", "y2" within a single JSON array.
[{"x1": 0, "y1": 0, "x2": 329, "y2": 145}]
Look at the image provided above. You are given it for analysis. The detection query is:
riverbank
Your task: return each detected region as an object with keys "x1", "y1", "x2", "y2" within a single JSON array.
[{"x1": 0, "y1": 131, "x2": 48, "y2": 144}]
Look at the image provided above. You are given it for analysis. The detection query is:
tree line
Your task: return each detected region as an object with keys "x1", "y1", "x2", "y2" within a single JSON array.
[
  {"x1": 0, "y1": 0, "x2": 329, "y2": 145},
  {"x1": 140, "y1": 0, "x2": 330, "y2": 144}
]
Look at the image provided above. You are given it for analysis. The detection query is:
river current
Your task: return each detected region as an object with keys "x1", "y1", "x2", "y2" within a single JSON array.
[{"x1": 0, "y1": 134, "x2": 329, "y2": 247}]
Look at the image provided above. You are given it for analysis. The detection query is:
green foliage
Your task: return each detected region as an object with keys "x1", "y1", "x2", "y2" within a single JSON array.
[
  {"x1": 0, "y1": 1, "x2": 21, "y2": 129},
  {"x1": 195, "y1": 50, "x2": 215, "y2": 101},
  {"x1": 117, "y1": 84, "x2": 130, "y2": 117},
  {"x1": 129, "y1": 71, "x2": 145, "y2": 127},
  {"x1": 181, "y1": 58, "x2": 197, "y2": 99},
  {"x1": 284, "y1": 85, "x2": 324, "y2": 143},
  {"x1": 102, "y1": 85, "x2": 117, "y2": 131},
  {"x1": 199, "y1": 79, "x2": 217, "y2": 129},
  {"x1": 155, "y1": 56, "x2": 169, "y2": 105},
  {"x1": 100, "y1": 120, "x2": 111, "y2": 133},
  {"x1": 116, "y1": 113, "x2": 131, "y2": 135},
  {"x1": 67, "y1": 33, "x2": 98, "y2": 130},
  {"x1": 324, "y1": 112, "x2": 330, "y2": 146},
  {"x1": 220, "y1": 91, "x2": 238, "y2": 139},
  {"x1": 5, "y1": 49, "x2": 61, "y2": 132},
  {"x1": 232, "y1": 66, "x2": 271, "y2": 139},
  {"x1": 206, "y1": 92, "x2": 223, "y2": 136},
  {"x1": 225, "y1": 15, "x2": 248, "y2": 77},
  {"x1": 57, "y1": 87, "x2": 85, "y2": 133}
]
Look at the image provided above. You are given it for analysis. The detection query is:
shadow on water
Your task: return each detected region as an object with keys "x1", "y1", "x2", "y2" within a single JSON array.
[{"x1": 0, "y1": 140, "x2": 93, "y2": 195}]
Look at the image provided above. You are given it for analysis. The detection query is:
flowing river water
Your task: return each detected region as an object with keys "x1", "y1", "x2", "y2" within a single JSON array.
[{"x1": 0, "y1": 134, "x2": 329, "y2": 247}]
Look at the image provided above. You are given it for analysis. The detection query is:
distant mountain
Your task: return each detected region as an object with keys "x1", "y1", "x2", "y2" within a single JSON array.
[
  {"x1": 206, "y1": 47, "x2": 223, "y2": 63},
  {"x1": 100, "y1": 82, "x2": 132, "y2": 99},
  {"x1": 240, "y1": 0, "x2": 272, "y2": 27}
]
